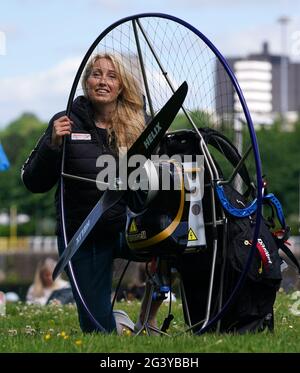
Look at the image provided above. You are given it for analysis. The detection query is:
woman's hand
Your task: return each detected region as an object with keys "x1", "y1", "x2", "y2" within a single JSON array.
[{"x1": 51, "y1": 116, "x2": 73, "y2": 147}]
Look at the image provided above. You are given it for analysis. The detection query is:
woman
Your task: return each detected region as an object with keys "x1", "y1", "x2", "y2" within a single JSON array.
[
  {"x1": 21, "y1": 53, "x2": 146, "y2": 332},
  {"x1": 26, "y1": 257, "x2": 70, "y2": 306}
]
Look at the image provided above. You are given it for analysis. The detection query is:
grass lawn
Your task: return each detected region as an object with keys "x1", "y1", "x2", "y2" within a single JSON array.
[{"x1": 0, "y1": 291, "x2": 300, "y2": 353}]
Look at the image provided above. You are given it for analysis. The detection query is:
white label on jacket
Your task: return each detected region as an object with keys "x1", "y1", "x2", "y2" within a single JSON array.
[{"x1": 71, "y1": 133, "x2": 91, "y2": 140}]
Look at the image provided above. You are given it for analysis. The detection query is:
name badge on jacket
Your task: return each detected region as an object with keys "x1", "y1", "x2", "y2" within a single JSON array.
[{"x1": 71, "y1": 133, "x2": 91, "y2": 141}]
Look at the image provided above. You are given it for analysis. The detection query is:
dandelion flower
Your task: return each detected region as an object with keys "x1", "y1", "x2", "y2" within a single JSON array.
[{"x1": 121, "y1": 328, "x2": 133, "y2": 336}]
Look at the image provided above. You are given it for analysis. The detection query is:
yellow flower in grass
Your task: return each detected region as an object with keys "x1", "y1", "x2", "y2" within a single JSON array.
[
  {"x1": 44, "y1": 334, "x2": 51, "y2": 341},
  {"x1": 75, "y1": 340, "x2": 82, "y2": 346},
  {"x1": 122, "y1": 328, "x2": 133, "y2": 336}
]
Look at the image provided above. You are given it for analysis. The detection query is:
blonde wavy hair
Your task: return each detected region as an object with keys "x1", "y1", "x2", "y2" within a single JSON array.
[
  {"x1": 31, "y1": 258, "x2": 62, "y2": 298},
  {"x1": 82, "y1": 53, "x2": 145, "y2": 149}
]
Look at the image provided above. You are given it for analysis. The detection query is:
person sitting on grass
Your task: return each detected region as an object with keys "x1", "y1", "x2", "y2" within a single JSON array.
[{"x1": 26, "y1": 257, "x2": 70, "y2": 306}]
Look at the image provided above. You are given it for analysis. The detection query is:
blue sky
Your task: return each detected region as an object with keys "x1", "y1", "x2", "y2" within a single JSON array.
[{"x1": 0, "y1": 0, "x2": 299, "y2": 127}]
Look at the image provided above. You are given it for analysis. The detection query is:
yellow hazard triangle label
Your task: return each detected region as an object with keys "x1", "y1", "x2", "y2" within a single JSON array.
[
  {"x1": 129, "y1": 219, "x2": 138, "y2": 234},
  {"x1": 188, "y1": 228, "x2": 198, "y2": 241}
]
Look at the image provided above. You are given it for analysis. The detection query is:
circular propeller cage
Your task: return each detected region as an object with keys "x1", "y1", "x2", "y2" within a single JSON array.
[{"x1": 62, "y1": 13, "x2": 263, "y2": 335}]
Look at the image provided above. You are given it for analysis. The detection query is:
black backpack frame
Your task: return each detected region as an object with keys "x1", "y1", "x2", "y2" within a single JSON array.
[{"x1": 158, "y1": 127, "x2": 300, "y2": 334}]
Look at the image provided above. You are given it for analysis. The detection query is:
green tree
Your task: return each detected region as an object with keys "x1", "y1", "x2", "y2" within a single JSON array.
[
  {"x1": 1, "y1": 111, "x2": 299, "y2": 236},
  {"x1": 257, "y1": 121, "x2": 300, "y2": 232},
  {"x1": 0, "y1": 114, "x2": 55, "y2": 236}
]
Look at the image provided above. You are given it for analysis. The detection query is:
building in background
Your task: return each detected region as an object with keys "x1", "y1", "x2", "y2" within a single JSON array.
[{"x1": 216, "y1": 42, "x2": 300, "y2": 127}]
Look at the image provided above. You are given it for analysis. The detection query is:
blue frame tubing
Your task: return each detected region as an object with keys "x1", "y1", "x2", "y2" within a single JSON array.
[{"x1": 59, "y1": 13, "x2": 263, "y2": 334}]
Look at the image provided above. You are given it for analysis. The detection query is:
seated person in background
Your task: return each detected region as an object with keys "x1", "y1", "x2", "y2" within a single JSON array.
[{"x1": 26, "y1": 257, "x2": 71, "y2": 305}]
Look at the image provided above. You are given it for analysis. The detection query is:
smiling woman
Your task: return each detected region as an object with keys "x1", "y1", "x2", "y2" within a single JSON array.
[
  {"x1": 81, "y1": 53, "x2": 145, "y2": 149},
  {"x1": 84, "y1": 58, "x2": 121, "y2": 106},
  {"x1": 21, "y1": 52, "x2": 146, "y2": 333}
]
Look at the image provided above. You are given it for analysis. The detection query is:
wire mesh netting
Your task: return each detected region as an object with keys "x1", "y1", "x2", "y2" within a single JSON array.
[{"x1": 73, "y1": 15, "x2": 258, "y2": 194}]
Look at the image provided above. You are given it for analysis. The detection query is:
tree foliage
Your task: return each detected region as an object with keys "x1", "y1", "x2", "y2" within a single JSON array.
[
  {"x1": 0, "y1": 113, "x2": 300, "y2": 236},
  {"x1": 257, "y1": 121, "x2": 300, "y2": 232},
  {"x1": 0, "y1": 114, "x2": 55, "y2": 236}
]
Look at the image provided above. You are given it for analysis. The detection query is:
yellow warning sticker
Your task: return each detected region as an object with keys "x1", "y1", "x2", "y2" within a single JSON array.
[
  {"x1": 188, "y1": 228, "x2": 198, "y2": 241},
  {"x1": 129, "y1": 219, "x2": 138, "y2": 234}
]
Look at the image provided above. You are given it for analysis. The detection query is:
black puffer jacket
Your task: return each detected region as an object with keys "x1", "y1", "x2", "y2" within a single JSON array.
[{"x1": 21, "y1": 96, "x2": 127, "y2": 240}]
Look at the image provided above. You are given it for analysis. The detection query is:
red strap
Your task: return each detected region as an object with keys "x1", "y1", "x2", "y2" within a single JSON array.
[
  {"x1": 272, "y1": 230, "x2": 291, "y2": 245},
  {"x1": 249, "y1": 240, "x2": 272, "y2": 271},
  {"x1": 256, "y1": 241, "x2": 270, "y2": 270}
]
